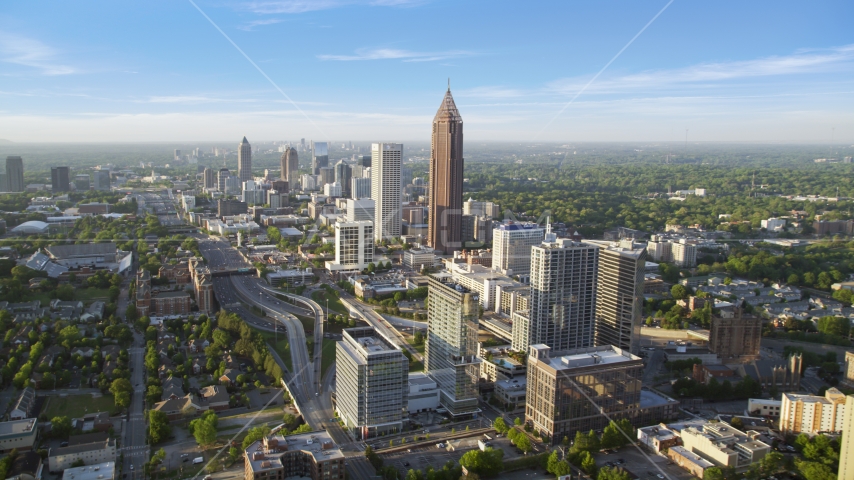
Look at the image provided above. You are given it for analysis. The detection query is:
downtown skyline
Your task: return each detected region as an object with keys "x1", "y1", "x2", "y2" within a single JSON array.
[{"x1": 0, "y1": 1, "x2": 853, "y2": 143}]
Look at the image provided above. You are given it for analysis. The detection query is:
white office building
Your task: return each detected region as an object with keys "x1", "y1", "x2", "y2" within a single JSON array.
[
  {"x1": 761, "y1": 217, "x2": 787, "y2": 232},
  {"x1": 371, "y1": 143, "x2": 402, "y2": 241},
  {"x1": 324, "y1": 181, "x2": 343, "y2": 198},
  {"x1": 346, "y1": 198, "x2": 374, "y2": 223},
  {"x1": 671, "y1": 239, "x2": 697, "y2": 268},
  {"x1": 326, "y1": 220, "x2": 374, "y2": 272},
  {"x1": 492, "y1": 223, "x2": 545, "y2": 277},
  {"x1": 351, "y1": 177, "x2": 371, "y2": 199}
]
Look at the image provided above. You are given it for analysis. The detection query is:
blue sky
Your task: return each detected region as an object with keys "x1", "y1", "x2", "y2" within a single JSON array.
[{"x1": 1, "y1": 0, "x2": 853, "y2": 142}]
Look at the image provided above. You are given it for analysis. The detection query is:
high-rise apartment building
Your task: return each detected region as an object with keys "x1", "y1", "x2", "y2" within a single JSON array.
[
  {"x1": 428, "y1": 87, "x2": 464, "y2": 254},
  {"x1": 280, "y1": 146, "x2": 298, "y2": 183},
  {"x1": 839, "y1": 395, "x2": 854, "y2": 480},
  {"x1": 335, "y1": 161, "x2": 352, "y2": 197},
  {"x1": 312, "y1": 141, "x2": 329, "y2": 175},
  {"x1": 463, "y1": 198, "x2": 500, "y2": 218},
  {"x1": 335, "y1": 327, "x2": 408, "y2": 439},
  {"x1": 492, "y1": 223, "x2": 545, "y2": 277},
  {"x1": 672, "y1": 239, "x2": 697, "y2": 268},
  {"x1": 94, "y1": 169, "x2": 111, "y2": 191},
  {"x1": 526, "y1": 344, "x2": 643, "y2": 444},
  {"x1": 203, "y1": 167, "x2": 215, "y2": 189},
  {"x1": 708, "y1": 309, "x2": 762, "y2": 363},
  {"x1": 425, "y1": 275, "x2": 480, "y2": 417},
  {"x1": 371, "y1": 143, "x2": 402, "y2": 241},
  {"x1": 351, "y1": 177, "x2": 371, "y2": 199},
  {"x1": 237, "y1": 136, "x2": 252, "y2": 184},
  {"x1": 51, "y1": 166, "x2": 71, "y2": 192},
  {"x1": 5, "y1": 156, "x2": 24, "y2": 192},
  {"x1": 646, "y1": 235, "x2": 672, "y2": 262},
  {"x1": 780, "y1": 388, "x2": 846, "y2": 435},
  {"x1": 244, "y1": 431, "x2": 344, "y2": 480},
  {"x1": 319, "y1": 167, "x2": 335, "y2": 187},
  {"x1": 524, "y1": 234, "x2": 599, "y2": 352},
  {"x1": 326, "y1": 219, "x2": 373, "y2": 272},
  {"x1": 590, "y1": 240, "x2": 646, "y2": 354},
  {"x1": 323, "y1": 181, "x2": 342, "y2": 198}
]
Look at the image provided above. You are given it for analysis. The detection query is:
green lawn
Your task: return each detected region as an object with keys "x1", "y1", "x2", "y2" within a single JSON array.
[
  {"x1": 254, "y1": 329, "x2": 294, "y2": 372},
  {"x1": 321, "y1": 338, "x2": 336, "y2": 378},
  {"x1": 76, "y1": 287, "x2": 112, "y2": 303},
  {"x1": 311, "y1": 285, "x2": 348, "y2": 315},
  {"x1": 409, "y1": 360, "x2": 424, "y2": 373},
  {"x1": 42, "y1": 394, "x2": 117, "y2": 418},
  {"x1": 407, "y1": 337, "x2": 426, "y2": 355}
]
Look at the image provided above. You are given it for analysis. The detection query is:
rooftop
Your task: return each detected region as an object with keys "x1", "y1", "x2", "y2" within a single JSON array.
[
  {"x1": 640, "y1": 389, "x2": 678, "y2": 408},
  {"x1": 538, "y1": 345, "x2": 641, "y2": 371},
  {"x1": 0, "y1": 418, "x2": 37, "y2": 436},
  {"x1": 245, "y1": 431, "x2": 343, "y2": 473},
  {"x1": 669, "y1": 446, "x2": 714, "y2": 469},
  {"x1": 61, "y1": 462, "x2": 115, "y2": 480}
]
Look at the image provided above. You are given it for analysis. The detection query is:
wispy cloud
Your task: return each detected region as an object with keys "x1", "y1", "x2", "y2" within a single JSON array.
[
  {"x1": 0, "y1": 34, "x2": 75, "y2": 75},
  {"x1": 237, "y1": 18, "x2": 285, "y2": 31},
  {"x1": 548, "y1": 44, "x2": 854, "y2": 95},
  {"x1": 318, "y1": 47, "x2": 473, "y2": 62},
  {"x1": 242, "y1": 0, "x2": 423, "y2": 14},
  {"x1": 145, "y1": 95, "x2": 223, "y2": 104}
]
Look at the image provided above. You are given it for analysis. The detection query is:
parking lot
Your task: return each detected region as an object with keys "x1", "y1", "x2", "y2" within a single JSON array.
[{"x1": 594, "y1": 446, "x2": 694, "y2": 480}]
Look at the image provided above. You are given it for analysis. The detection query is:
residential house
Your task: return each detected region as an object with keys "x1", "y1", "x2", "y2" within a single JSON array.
[
  {"x1": 219, "y1": 369, "x2": 239, "y2": 386},
  {"x1": 198, "y1": 386, "x2": 230, "y2": 411},
  {"x1": 72, "y1": 347, "x2": 95, "y2": 358},
  {"x1": 10, "y1": 388, "x2": 36, "y2": 420}
]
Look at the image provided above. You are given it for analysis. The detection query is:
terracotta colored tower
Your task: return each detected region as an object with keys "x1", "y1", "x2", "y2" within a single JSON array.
[{"x1": 428, "y1": 85, "x2": 464, "y2": 254}]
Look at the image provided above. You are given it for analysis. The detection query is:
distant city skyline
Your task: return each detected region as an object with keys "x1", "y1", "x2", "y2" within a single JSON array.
[{"x1": 0, "y1": 1, "x2": 852, "y2": 142}]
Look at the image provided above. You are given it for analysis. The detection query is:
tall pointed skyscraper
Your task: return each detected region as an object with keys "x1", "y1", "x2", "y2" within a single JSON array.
[
  {"x1": 237, "y1": 136, "x2": 252, "y2": 184},
  {"x1": 280, "y1": 146, "x2": 298, "y2": 183},
  {"x1": 428, "y1": 85, "x2": 464, "y2": 254}
]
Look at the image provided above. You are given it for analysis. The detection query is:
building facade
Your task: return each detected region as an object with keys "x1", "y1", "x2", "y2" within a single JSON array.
[
  {"x1": 312, "y1": 141, "x2": 329, "y2": 175},
  {"x1": 371, "y1": 143, "x2": 402, "y2": 241},
  {"x1": 243, "y1": 432, "x2": 344, "y2": 480},
  {"x1": 5, "y1": 156, "x2": 24, "y2": 192},
  {"x1": 335, "y1": 327, "x2": 409, "y2": 439},
  {"x1": 708, "y1": 309, "x2": 762, "y2": 363},
  {"x1": 591, "y1": 240, "x2": 646, "y2": 354},
  {"x1": 346, "y1": 198, "x2": 374, "y2": 223},
  {"x1": 425, "y1": 275, "x2": 480, "y2": 417},
  {"x1": 492, "y1": 223, "x2": 545, "y2": 277},
  {"x1": 280, "y1": 146, "x2": 298, "y2": 183},
  {"x1": 0, "y1": 419, "x2": 38, "y2": 453},
  {"x1": 51, "y1": 166, "x2": 71, "y2": 192},
  {"x1": 838, "y1": 395, "x2": 854, "y2": 480},
  {"x1": 428, "y1": 87, "x2": 464, "y2": 254},
  {"x1": 238, "y1": 136, "x2": 252, "y2": 184},
  {"x1": 780, "y1": 388, "x2": 846, "y2": 435},
  {"x1": 525, "y1": 236, "x2": 598, "y2": 352},
  {"x1": 48, "y1": 437, "x2": 117, "y2": 473},
  {"x1": 351, "y1": 177, "x2": 371, "y2": 200},
  {"x1": 326, "y1": 220, "x2": 374, "y2": 272},
  {"x1": 525, "y1": 344, "x2": 643, "y2": 444},
  {"x1": 335, "y1": 161, "x2": 352, "y2": 197}
]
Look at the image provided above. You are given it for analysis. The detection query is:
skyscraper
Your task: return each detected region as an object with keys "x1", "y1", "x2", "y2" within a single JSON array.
[
  {"x1": 335, "y1": 327, "x2": 409, "y2": 439},
  {"x1": 203, "y1": 167, "x2": 215, "y2": 189},
  {"x1": 237, "y1": 136, "x2": 252, "y2": 184},
  {"x1": 492, "y1": 223, "x2": 545, "y2": 277},
  {"x1": 371, "y1": 143, "x2": 402, "y2": 241},
  {"x1": 425, "y1": 275, "x2": 480, "y2": 417},
  {"x1": 838, "y1": 395, "x2": 854, "y2": 479},
  {"x1": 590, "y1": 239, "x2": 647, "y2": 354},
  {"x1": 51, "y1": 166, "x2": 71, "y2": 192},
  {"x1": 94, "y1": 169, "x2": 111, "y2": 192},
  {"x1": 312, "y1": 141, "x2": 329, "y2": 175},
  {"x1": 217, "y1": 168, "x2": 230, "y2": 192},
  {"x1": 351, "y1": 177, "x2": 371, "y2": 200},
  {"x1": 524, "y1": 233, "x2": 599, "y2": 352},
  {"x1": 428, "y1": 87, "x2": 464, "y2": 254},
  {"x1": 74, "y1": 174, "x2": 91, "y2": 191},
  {"x1": 5, "y1": 156, "x2": 24, "y2": 192},
  {"x1": 335, "y1": 161, "x2": 352, "y2": 197},
  {"x1": 280, "y1": 146, "x2": 298, "y2": 183}
]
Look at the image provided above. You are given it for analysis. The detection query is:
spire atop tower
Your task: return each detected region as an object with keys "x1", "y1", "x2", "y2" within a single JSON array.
[
  {"x1": 434, "y1": 85, "x2": 461, "y2": 122},
  {"x1": 241, "y1": 136, "x2": 249, "y2": 144}
]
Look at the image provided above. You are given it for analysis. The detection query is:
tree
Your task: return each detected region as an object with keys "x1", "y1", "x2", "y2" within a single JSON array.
[
  {"x1": 670, "y1": 284, "x2": 689, "y2": 299},
  {"x1": 554, "y1": 460, "x2": 572, "y2": 477},
  {"x1": 600, "y1": 422, "x2": 623, "y2": 449},
  {"x1": 493, "y1": 417, "x2": 509, "y2": 434},
  {"x1": 730, "y1": 417, "x2": 744, "y2": 430},
  {"x1": 580, "y1": 451, "x2": 597, "y2": 474},
  {"x1": 110, "y1": 378, "x2": 132, "y2": 409},
  {"x1": 514, "y1": 417, "x2": 522, "y2": 426},
  {"x1": 459, "y1": 447, "x2": 504, "y2": 476},
  {"x1": 242, "y1": 426, "x2": 271, "y2": 449},
  {"x1": 704, "y1": 467, "x2": 725, "y2": 480},
  {"x1": 229, "y1": 447, "x2": 240, "y2": 462},
  {"x1": 515, "y1": 434, "x2": 532, "y2": 454},
  {"x1": 148, "y1": 410, "x2": 172, "y2": 444},
  {"x1": 598, "y1": 467, "x2": 631, "y2": 480},
  {"x1": 761, "y1": 452, "x2": 783, "y2": 475},
  {"x1": 547, "y1": 451, "x2": 561, "y2": 474},
  {"x1": 51, "y1": 416, "x2": 72, "y2": 438},
  {"x1": 189, "y1": 410, "x2": 219, "y2": 448}
]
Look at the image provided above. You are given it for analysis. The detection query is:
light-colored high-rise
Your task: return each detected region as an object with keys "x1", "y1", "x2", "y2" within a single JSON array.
[
  {"x1": 326, "y1": 220, "x2": 374, "y2": 272},
  {"x1": 280, "y1": 146, "x2": 298, "y2": 183},
  {"x1": 336, "y1": 327, "x2": 408, "y2": 439},
  {"x1": 5, "y1": 156, "x2": 24, "y2": 192},
  {"x1": 589, "y1": 239, "x2": 646, "y2": 354},
  {"x1": 428, "y1": 87, "x2": 464, "y2": 254},
  {"x1": 780, "y1": 388, "x2": 846, "y2": 435},
  {"x1": 351, "y1": 177, "x2": 371, "y2": 199},
  {"x1": 524, "y1": 234, "x2": 599, "y2": 353},
  {"x1": 492, "y1": 223, "x2": 545, "y2": 277},
  {"x1": 671, "y1": 239, "x2": 697, "y2": 268},
  {"x1": 371, "y1": 143, "x2": 402, "y2": 242},
  {"x1": 425, "y1": 275, "x2": 480, "y2": 417},
  {"x1": 346, "y1": 199, "x2": 374, "y2": 223},
  {"x1": 839, "y1": 395, "x2": 854, "y2": 480},
  {"x1": 237, "y1": 136, "x2": 252, "y2": 184},
  {"x1": 217, "y1": 168, "x2": 230, "y2": 192}
]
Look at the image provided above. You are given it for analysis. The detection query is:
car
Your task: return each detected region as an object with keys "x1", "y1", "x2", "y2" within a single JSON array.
[
  {"x1": 656, "y1": 475, "x2": 664, "y2": 479},
  {"x1": 436, "y1": 443, "x2": 445, "y2": 448},
  {"x1": 60, "y1": 441, "x2": 69, "y2": 447},
  {"x1": 130, "y1": 465, "x2": 134, "y2": 471},
  {"x1": 616, "y1": 459, "x2": 625, "y2": 465},
  {"x1": 183, "y1": 458, "x2": 189, "y2": 463},
  {"x1": 404, "y1": 462, "x2": 410, "y2": 466},
  {"x1": 181, "y1": 454, "x2": 190, "y2": 457}
]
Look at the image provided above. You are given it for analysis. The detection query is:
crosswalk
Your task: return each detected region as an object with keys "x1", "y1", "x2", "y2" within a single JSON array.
[
  {"x1": 128, "y1": 413, "x2": 146, "y2": 422},
  {"x1": 122, "y1": 445, "x2": 149, "y2": 458}
]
